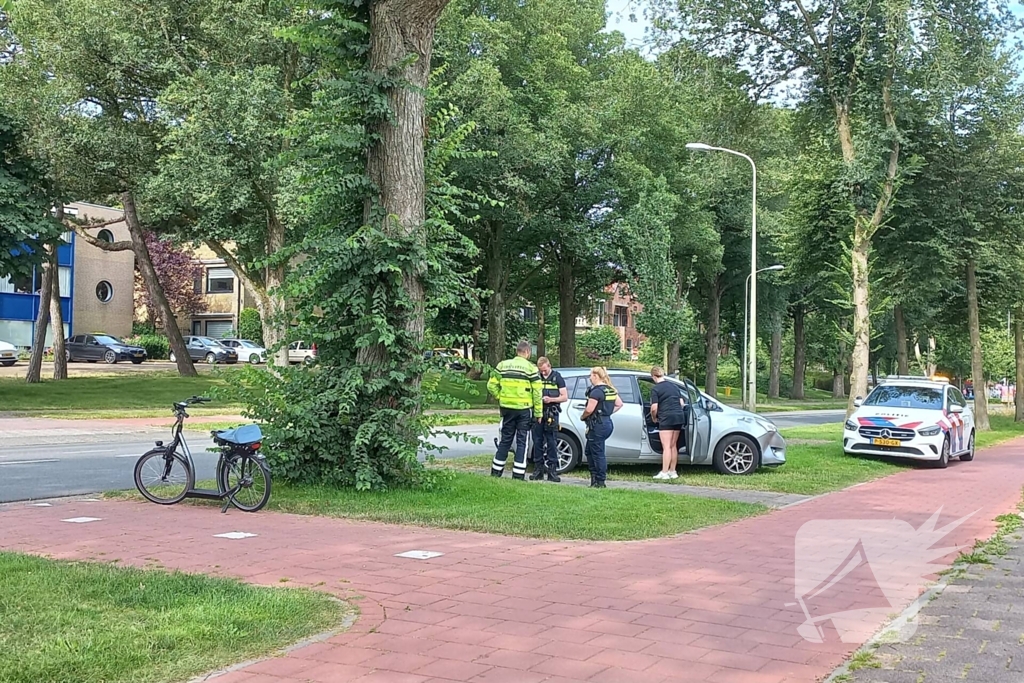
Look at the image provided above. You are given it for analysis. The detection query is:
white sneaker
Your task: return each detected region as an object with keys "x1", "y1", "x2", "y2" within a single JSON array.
[
  {"x1": 653, "y1": 472, "x2": 671, "y2": 480},
  {"x1": 668, "y1": 471, "x2": 679, "y2": 479}
]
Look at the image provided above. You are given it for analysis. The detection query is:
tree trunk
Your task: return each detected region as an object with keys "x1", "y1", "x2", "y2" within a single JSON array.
[
  {"x1": 25, "y1": 254, "x2": 54, "y2": 384},
  {"x1": 966, "y1": 258, "x2": 990, "y2": 431},
  {"x1": 832, "y1": 367, "x2": 845, "y2": 399},
  {"x1": 848, "y1": 218, "x2": 871, "y2": 415},
  {"x1": 485, "y1": 223, "x2": 506, "y2": 367},
  {"x1": 1015, "y1": 305, "x2": 1024, "y2": 422},
  {"x1": 557, "y1": 257, "x2": 576, "y2": 367},
  {"x1": 791, "y1": 305, "x2": 806, "y2": 400},
  {"x1": 894, "y1": 304, "x2": 909, "y2": 374},
  {"x1": 123, "y1": 192, "x2": 197, "y2": 377},
  {"x1": 355, "y1": 0, "x2": 450, "y2": 373},
  {"x1": 536, "y1": 305, "x2": 545, "y2": 358},
  {"x1": 704, "y1": 278, "x2": 721, "y2": 397},
  {"x1": 768, "y1": 311, "x2": 782, "y2": 399},
  {"x1": 263, "y1": 217, "x2": 289, "y2": 367},
  {"x1": 48, "y1": 244, "x2": 67, "y2": 380},
  {"x1": 667, "y1": 341, "x2": 680, "y2": 375}
]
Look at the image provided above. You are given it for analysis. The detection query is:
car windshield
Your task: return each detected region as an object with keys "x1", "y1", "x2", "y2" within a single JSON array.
[
  {"x1": 237, "y1": 340, "x2": 259, "y2": 348},
  {"x1": 864, "y1": 385, "x2": 944, "y2": 410},
  {"x1": 94, "y1": 335, "x2": 122, "y2": 345},
  {"x1": 200, "y1": 337, "x2": 226, "y2": 348}
]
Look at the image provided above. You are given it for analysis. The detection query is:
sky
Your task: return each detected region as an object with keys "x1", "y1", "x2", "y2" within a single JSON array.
[{"x1": 605, "y1": 0, "x2": 652, "y2": 48}]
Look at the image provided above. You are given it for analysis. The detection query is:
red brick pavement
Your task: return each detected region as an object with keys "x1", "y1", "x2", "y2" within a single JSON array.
[{"x1": 2, "y1": 441, "x2": 1023, "y2": 683}]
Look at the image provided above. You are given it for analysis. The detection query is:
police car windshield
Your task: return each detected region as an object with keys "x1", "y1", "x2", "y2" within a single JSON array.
[{"x1": 864, "y1": 385, "x2": 943, "y2": 410}]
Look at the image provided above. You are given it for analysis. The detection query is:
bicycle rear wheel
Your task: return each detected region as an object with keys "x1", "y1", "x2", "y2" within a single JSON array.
[
  {"x1": 135, "y1": 449, "x2": 193, "y2": 504},
  {"x1": 218, "y1": 454, "x2": 271, "y2": 512}
]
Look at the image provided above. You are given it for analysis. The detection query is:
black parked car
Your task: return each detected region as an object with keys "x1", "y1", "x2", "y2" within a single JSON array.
[
  {"x1": 170, "y1": 336, "x2": 238, "y2": 364},
  {"x1": 66, "y1": 334, "x2": 148, "y2": 364}
]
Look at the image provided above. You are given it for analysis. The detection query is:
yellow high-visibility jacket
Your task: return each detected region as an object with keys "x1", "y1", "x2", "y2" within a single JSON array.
[{"x1": 488, "y1": 356, "x2": 543, "y2": 417}]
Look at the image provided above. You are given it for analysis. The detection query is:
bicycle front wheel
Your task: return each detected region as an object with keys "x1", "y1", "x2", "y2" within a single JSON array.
[
  {"x1": 135, "y1": 449, "x2": 193, "y2": 505},
  {"x1": 218, "y1": 454, "x2": 271, "y2": 512}
]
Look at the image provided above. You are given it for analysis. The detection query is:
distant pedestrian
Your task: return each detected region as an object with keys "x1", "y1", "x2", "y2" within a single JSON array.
[
  {"x1": 530, "y1": 357, "x2": 567, "y2": 482},
  {"x1": 487, "y1": 340, "x2": 543, "y2": 480},
  {"x1": 579, "y1": 366, "x2": 622, "y2": 488},
  {"x1": 649, "y1": 366, "x2": 685, "y2": 480}
]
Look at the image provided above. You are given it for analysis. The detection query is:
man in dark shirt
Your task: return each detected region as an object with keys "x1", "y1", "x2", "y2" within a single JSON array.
[
  {"x1": 649, "y1": 366, "x2": 686, "y2": 480},
  {"x1": 530, "y1": 357, "x2": 567, "y2": 482}
]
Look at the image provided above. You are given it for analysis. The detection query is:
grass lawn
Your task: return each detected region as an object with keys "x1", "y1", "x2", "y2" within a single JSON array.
[
  {"x1": 110, "y1": 472, "x2": 764, "y2": 541},
  {"x1": 436, "y1": 417, "x2": 1024, "y2": 497},
  {"x1": 0, "y1": 552, "x2": 347, "y2": 683},
  {"x1": 0, "y1": 372, "x2": 239, "y2": 414}
]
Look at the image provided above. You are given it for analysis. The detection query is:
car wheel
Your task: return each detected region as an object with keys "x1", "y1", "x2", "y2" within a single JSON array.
[
  {"x1": 932, "y1": 437, "x2": 950, "y2": 469},
  {"x1": 713, "y1": 434, "x2": 759, "y2": 475},
  {"x1": 555, "y1": 432, "x2": 581, "y2": 474},
  {"x1": 249, "y1": 353, "x2": 261, "y2": 365},
  {"x1": 169, "y1": 352, "x2": 176, "y2": 363},
  {"x1": 206, "y1": 352, "x2": 217, "y2": 364},
  {"x1": 303, "y1": 355, "x2": 315, "y2": 366},
  {"x1": 65, "y1": 350, "x2": 72, "y2": 363},
  {"x1": 959, "y1": 431, "x2": 975, "y2": 462},
  {"x1": 104, "y1": 350, "x2": 117, "y2": 364}
]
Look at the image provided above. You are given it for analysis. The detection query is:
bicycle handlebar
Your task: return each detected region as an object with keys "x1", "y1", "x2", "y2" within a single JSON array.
[{"x1": 173, "y1": 396, "x2": 212, "y2": 412}]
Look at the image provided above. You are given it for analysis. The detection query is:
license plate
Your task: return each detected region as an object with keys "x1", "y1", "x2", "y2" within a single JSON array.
[
  {"x1": 0, "y1": 352, "x2": 12, "y2": 358},
  {"x1": 872, "y1": 438, "x2": 901, "y2": 447}
]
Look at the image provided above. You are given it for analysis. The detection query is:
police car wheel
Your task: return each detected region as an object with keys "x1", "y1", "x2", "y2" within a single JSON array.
[
  {"x1": 932, "y1": 437, "x2": 950, "y2": 469},
  {"x1": 959, "y1": 431, "x2": 975, "y2": 462},
  {"x1": 555, "y1": 432, "x2": 581, "y2": 474}
]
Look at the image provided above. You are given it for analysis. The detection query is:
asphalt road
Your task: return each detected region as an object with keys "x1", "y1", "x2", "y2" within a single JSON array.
[{"x1": 0, "y1": 410, "x2": 844, "y2": 503}]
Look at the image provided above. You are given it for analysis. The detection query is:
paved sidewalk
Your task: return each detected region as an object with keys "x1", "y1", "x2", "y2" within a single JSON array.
[
  {"x1": 2, "y1": 441, "x2": 1024, "y2": 683},
  {"x1": 839, "y1": 520, "x2": 1024, "y2": 682}
]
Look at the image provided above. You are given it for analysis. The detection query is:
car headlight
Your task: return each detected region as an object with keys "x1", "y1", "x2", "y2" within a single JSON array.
[
  {"x1": 742, "y1": 416, "x2": 777, "y2": 432},
  {"x1": 845, "y1": 419, "x2": 857, "y2": 431},
  {"x1": 918, "y1": 425, "x2": 942, "y2": 437}
]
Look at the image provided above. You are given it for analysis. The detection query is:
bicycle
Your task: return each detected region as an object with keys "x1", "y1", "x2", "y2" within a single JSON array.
[{"x1": 134, "y1": 396, "x2": 272, "y2": 513}]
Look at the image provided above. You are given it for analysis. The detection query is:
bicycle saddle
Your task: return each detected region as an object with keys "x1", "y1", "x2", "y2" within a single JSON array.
[{"x1": 213, "y1": 424, "x2": 263, "y2": 446}]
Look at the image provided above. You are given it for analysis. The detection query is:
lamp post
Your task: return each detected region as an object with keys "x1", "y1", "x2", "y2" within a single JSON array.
[
  {"x1": 686, "y1": 143, "x2": 758, "y2": 411},
  {"x1": 742, "y1": 265, "x2": 785, "y2": 409}
]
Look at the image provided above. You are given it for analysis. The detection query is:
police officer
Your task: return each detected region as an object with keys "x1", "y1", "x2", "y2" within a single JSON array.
[
  {"x1": 529, "y1": 357, "x2": 567, "y2": 482},
  {"x1": 579, "y1": 366, "x2": 622, "y2": 488},
  {"x1": 488, "y1": 340, "x2": 543, "y2": 480}
]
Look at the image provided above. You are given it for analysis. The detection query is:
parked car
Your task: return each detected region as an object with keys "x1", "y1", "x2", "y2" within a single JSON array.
[
  {"x1": 288, "y1": 341, "x2": 317, "y2": 365},
  {"x1": 220, "y1": 339, "x2": 267, "y2": 365},
  {"x1": 0, "y1": 340, "x2": 17, "y2": 367},
  {"x1": 170, "y1": 336, "x2": 238, "y2": 365},
  {"x1": 424, "y1": 348, "x2": 467, "y2": 371},
  {"x1": 65, "y1": 334, "x2": 148, "y2": 364},
  {"x1": 844, "y1": 375, "x2": 974, "y2": 468},
  {"x1": 548, "y1": 368, "x2": 786, "y2": 475}
]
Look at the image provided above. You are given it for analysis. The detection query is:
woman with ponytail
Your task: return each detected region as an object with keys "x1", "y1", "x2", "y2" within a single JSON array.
[{"x1": 579, "y1": 366, "x2": 623, "y2": 487}]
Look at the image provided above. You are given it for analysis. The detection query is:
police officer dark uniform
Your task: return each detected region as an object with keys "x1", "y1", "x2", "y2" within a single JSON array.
[
  {"x1": 579, "y1": 366, "x2": 622, "y2": 488},
  {"x1": 487, "y1": 340, "x2": 543, "y2": 480},
  {"x1": 530, "y1": 357, "x2": 567, "y2": 482}
]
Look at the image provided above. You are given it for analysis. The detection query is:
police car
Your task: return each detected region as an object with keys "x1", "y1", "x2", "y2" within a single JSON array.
[{"x1": 843, "y1": 376, "x2": 974, "y2": 468}]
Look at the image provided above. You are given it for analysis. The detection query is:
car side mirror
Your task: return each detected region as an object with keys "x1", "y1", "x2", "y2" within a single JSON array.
[
  {"x1": 949, "y1": 404, "x2": 964, "y2": 414},
  {"x1": 853, "y1": 397, "x2": 863, "y2": 407}
]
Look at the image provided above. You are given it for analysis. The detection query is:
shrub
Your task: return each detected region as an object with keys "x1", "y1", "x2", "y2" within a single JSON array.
[
  {"x1": 237, "y1": 308, "x2": 264, "y2": 346},
  {"x1": 125, "y1": 334, "x2": 169, "y2": 360},
  {"x1": 576, "y1": 326, "x2": 623, "y2": 360}
]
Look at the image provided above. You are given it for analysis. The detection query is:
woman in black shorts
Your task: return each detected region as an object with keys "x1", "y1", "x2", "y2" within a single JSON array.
[{"x1": 649, "y1": 366, "x2": 685, "y2": 480}]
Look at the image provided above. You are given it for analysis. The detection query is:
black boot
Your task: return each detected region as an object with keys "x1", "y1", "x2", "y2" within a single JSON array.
[
  {"x1": 491, "y1": 469, "x2": 503, "y2": 477},
  {"x1": 591, "y1": 480, "x2": 606, "y2": 488},
  {"x1": 529, "y1": 466, "x2": 546, "y2": 481},
  {"x1": 547, "y1": 466, "x2": 561, "y2": 483}
]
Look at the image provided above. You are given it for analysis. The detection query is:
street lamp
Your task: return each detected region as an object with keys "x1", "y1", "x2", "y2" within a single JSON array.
[
  {"x1": 686, "y1": 142, "x2": 758, "y2": 411},
  {"x1": 743, "y1": 265, "x2": 785, "y2": 409}
]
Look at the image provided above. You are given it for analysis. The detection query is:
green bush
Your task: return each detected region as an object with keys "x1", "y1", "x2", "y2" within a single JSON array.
[
  {"x1": 577, "y1": 326, "x2": 623, "y2": 360},
  {"x1": 237, "y1": 308, "x2": 264, "y2": 346},
  {"x1": 125, "y1": 334, "x2": 169, "y2": 360}
]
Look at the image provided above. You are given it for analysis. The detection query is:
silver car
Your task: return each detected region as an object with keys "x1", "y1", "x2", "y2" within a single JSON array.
[{"x1": 549, "y1": 368, "x2": 787, "y2": 475}]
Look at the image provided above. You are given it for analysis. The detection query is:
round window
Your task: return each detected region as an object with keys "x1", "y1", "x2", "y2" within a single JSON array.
[
  {"x1": 97, "y1": 229, "x2": 114, "y2": 243},
  {"x1": 96, "y1": 281, "x2": 113, "y2": 303}
]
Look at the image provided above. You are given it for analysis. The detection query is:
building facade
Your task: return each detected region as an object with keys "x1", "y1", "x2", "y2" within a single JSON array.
[
  {"x1": 575, "y1": 283, "x2": 644, "y2": 355},
  {"x1": 185, "y1": 243, "x2": 253, "y2": 339},
  {"x1": 0, "y1": 202, "x2": 134, "y2": 348}
]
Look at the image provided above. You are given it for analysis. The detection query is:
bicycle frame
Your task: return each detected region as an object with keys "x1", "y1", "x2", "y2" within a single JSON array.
[{"x1": 158, "y1": 408, "x2": 247, "y2": 512}]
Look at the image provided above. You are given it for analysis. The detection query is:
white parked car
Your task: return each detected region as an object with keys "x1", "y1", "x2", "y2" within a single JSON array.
[
  {"x1": 288, "y1": 341, "x2": 317, "y2": 365},
  {"x1": 843, "y1": 376, "x2": 975, "y2": 468},
  {"x1": 220, "y1": 339, "x2": 268, "y2": 365},
  {"x1": 0, "y1": 340, "x2": 17, "y2": 367}
]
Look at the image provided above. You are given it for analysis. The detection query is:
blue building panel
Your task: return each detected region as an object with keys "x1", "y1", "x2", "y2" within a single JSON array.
[
  {"x1": 0, "y1": 292, "x2": 37, "y2": 321},
  {"x1": 57, "y1": 241, "x2": 73, "y2": 266}
]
